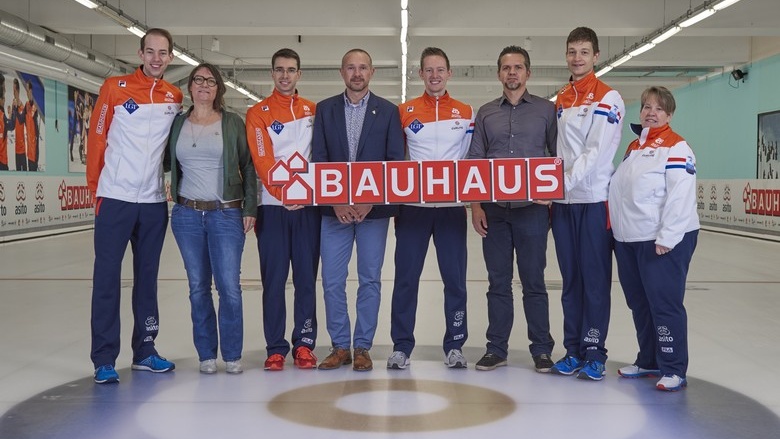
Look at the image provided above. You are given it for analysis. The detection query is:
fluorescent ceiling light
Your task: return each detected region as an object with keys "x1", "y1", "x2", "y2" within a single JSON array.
[
  {"x1": 595, "y1": 65, "x2": 614, "y2": 77},
  {"x1": 401, "y1": 0, "x2": 408, "y2": 9},
  {"x1": 679, "y1": 8, "x2": 716, "y2": 27},
  {"x1": 629, "y1": 42, "x2": 655, "y2": 57},
  {"x1": 651, "y1": 26, "x2": 681, "y2": 44},
  {"x1": 713, "y1": 0, "x2": 741, "y2": 11},
  {"x1": 126, "y1": 25, "x2": 146, "y2": 38},
  {"x1": 177, "y1": 52, "x2": 200, "y2": 66},
  {"x1": 74, "y1": 0, "x2": 99, "y2": 8},
  {"x1": 610, "y1": 54, "x2": 633, "y2": 68}
]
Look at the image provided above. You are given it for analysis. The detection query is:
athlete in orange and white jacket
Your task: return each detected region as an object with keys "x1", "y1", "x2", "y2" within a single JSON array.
[
  {"x1": 87, "y1": 67, "x2": 182, "y2": 202},
  {"x1": 246, "y1": 88, "x2": 315, "y2": 206},
  {"x1": 389, "y1": 48, "x2": 475, "y2": 369},
  {"x1": 245, "y1": 49, "x2": 320, "y2": 370},
  {"x1": 554, "y1": 70, "x2": 623, "y2": 203}
]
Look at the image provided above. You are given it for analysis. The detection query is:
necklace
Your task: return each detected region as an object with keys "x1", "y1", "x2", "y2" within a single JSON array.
[{"x1": 189, "y1": 118, "x2": 209, "y2": 148}]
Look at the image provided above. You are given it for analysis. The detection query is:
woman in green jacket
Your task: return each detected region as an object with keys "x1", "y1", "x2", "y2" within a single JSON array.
[{"x1": 165, "y1": 63, "x2": 257, "y2": 375}]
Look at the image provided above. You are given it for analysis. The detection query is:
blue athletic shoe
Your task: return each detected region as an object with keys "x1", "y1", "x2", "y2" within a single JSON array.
[
  {"x1": 94, "y1": 365, "x2": 119, "y2": 384},
  {"x1": 550, "y1": 355, "x2": 583, "y2": 375},
  {"x1": 577, "y1": 360, "x2": 606, "y2": 381},
  {"x1": 131, "y1": 355, "x2": 175, "y2": 373}
]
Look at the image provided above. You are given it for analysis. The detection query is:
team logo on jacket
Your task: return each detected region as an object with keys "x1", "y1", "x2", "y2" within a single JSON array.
[
  {"x1": 123, "y1": 98, "x2": 139, "y2": 114},
  {"x1": 118, "y1": 80, "x2": 127, "y2": 88},
  {"x1": 607, "y1": 105, "x2": 620, "y2": 124},
  {"x1": 165, "y1": 91, "x2": 175, "y2": 103},
  {"x1": 262, "y1": 105, "x2": 269, "y2": 111},
  {"x1": 686, "y1": 156, "x2": 696, "y2": 175},
  {"x1": 451, "y1": 108, "x2": 461, "y2": 116},
  {"x1": 271, "y1": 120, "x2": 284, "y2": 135},
  {"x1": 406, "y1": 106, "x2": 414, "y2": 112},
  {"x1": 409, "y1": 118, "x2": 424, "y2": 134}
]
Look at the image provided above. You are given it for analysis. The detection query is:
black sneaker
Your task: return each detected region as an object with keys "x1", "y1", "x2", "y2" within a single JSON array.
[
  {"x1": 475, "y1": 353, "x2": 507, "y2": 371},
  {"x1": 533, "y1": 353, "x2": 554, "y2": 373}
]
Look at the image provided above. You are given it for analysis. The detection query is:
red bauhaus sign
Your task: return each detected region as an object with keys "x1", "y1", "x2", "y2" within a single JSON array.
[{"x1": 268, "y1": 152, "x2": 564, "y2": 205}]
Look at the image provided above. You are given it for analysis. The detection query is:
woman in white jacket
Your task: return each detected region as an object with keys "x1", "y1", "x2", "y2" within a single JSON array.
[{"x1": 608, "y1": 86, "x2": 699, "y2": 392}]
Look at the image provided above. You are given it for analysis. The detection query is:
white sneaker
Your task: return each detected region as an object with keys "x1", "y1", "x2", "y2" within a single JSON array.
[
  {"x1": 387, "y1": 351, "x2": 410, "y2": 369},
  {"x1": 656, "y1": 374, "x2": 687, "y2": 391},
  {"x1": 445, "y1": 349, "x2": 467, "y2": 368},
  {"x1": 226, "y1": 360, "x2": 243, "y2": 374},
  {"x1": 618, "y1": 364, "x2": 661, "y2": 378},
  {"x1": 199, "y1": 359, "x2": 217, "y2": 374}
]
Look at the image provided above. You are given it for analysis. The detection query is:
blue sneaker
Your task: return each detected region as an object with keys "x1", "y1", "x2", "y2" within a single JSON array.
[
  {"x1": 577, "y1": 360, "x2": 606, "y2": 381},
  {"x1": 131, "y1": 355, "x2": 175, "y2": 373},
  {"x1": 94, "y1": 365, "x2": 119, "y2": 384},
  {"x1": 550, "y1": 355, "x2": 583, "y2": 375}
]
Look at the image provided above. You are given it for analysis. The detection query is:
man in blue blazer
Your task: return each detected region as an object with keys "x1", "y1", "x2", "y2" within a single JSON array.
[{"x1": 312, "y1": 48, "x2": 405, "y2": 371}]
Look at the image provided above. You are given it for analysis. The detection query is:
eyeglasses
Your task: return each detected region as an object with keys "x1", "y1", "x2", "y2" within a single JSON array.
[
  {"x1": 192, "y1": 75, "x2": 218, "y2": 87},
  {"x1": 273, "y1": 67, "x2": 299, "y2": 75}
]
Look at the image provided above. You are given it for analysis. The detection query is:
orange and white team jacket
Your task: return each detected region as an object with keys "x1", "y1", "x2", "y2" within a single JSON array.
[
  {"x1": 399, "y1": 91, "x2": 474, "y2": 207},
  {"x1": 555, "y1": 71, "x2": 624, "y2": 203},
  {"x1": 14, "y1": 103, "x2": 25, "y2": 155},
  {"x1": 246, "y1": 88, "x2": 315, "y2": 206},
  {"x1": 87, "y1": 67, "x2": 182, "y2": 203}
]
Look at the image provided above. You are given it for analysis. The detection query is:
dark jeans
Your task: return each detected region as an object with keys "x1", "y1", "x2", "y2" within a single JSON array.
[{"x1": 481, "y1": 202, "x2": 554, "y2": 358}]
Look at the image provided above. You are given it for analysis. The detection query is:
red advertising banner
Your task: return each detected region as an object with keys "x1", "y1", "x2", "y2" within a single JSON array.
[{"x1": 270, "y1": 157, "x2": 564, "y2": 206}]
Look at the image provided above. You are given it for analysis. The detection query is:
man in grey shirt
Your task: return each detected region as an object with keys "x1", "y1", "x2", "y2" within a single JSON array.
[{"x1": 467, "y1": 45, "x2": 557, "y2": 373}]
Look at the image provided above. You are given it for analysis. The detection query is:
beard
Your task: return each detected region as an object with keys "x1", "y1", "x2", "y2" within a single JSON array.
[
  {"x1": 503, "y1": 80, "x2": 521, "y2": 91},
  {"x1": 346, "y1": 79, "x2": 367, "y2": 93}
]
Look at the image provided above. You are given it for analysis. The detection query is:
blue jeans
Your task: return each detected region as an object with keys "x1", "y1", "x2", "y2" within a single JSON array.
[
  {"x1": 481, "y1": 203, "x2": 554, "y2": 358},
  {"x1": 320, "y1": 215, "x2": 389, "y2": 350},
  {"x1": 171, "y1": 204, "x2": 245, "y2": 362}
]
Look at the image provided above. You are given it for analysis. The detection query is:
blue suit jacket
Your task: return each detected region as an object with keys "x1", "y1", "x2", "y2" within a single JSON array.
[{"x1": 312, "y1": 91, "x2": 405, "y2": 219}]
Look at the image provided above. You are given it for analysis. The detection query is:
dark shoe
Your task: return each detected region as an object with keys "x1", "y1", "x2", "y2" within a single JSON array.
[
  {"x1": 475, "y1": 352, "x2": 507, "y2": 371},
  {"x1": 353, "y1": 348, "x2": 373, "y2": 371},
  {"x1": 533, "y1": 353, "x2": 555, "y2": 373},
  {"x1": 318, "y1": 348, "x2": 351, "y2": 370}
]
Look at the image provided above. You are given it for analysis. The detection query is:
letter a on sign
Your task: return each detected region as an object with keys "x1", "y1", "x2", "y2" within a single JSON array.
[{"x1": 492, "y1": 158, "x2": 528, "y2": 201}]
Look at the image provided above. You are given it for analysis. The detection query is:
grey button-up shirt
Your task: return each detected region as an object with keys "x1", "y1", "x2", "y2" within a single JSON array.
[
  {"x1": 467, "y1": 89, "x2": 557, "y2": 207},
  {"x1": 467, "y1": 90, "x2": 557, "y2": 160}
]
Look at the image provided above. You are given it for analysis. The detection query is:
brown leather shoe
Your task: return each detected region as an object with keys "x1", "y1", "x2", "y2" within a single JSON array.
[
  {"x1": 353, "y1": 348, "x2": 373, "y2": 371},
  {"x1": 317, "y1": 348, "x2": 352, "y2": 370}
]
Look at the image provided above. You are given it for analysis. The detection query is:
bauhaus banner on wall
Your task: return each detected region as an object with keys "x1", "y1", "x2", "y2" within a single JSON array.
[
  {"x1": 698, "y1": 179, "x2": 780, "y2": 236},
  {"x1": 0, "y1": 174, "x2": 94, "y2": 238}
]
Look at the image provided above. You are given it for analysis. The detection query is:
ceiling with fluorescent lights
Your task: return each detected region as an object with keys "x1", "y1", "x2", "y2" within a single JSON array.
[{"x1": 1, "y1": 0, "x2": 778, "y2": 113}]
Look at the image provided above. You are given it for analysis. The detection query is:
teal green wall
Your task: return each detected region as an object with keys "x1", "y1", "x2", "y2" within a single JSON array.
[{"x1": 619, "y1": 53, "x2": 780, "y2": 179}]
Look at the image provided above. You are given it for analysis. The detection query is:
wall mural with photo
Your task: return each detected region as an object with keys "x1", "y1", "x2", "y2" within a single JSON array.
[
  {"x1": 67, "y1": 86, "x2": 98, "y2": 173},
  {"x1": 757, "y1": 110, "x2": 780, "y2": 180},
  {"x1": 0, "y1": 71, "x2": 45, "y2": 172}
]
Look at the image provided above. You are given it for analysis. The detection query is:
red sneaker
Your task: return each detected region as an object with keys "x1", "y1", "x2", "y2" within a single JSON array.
[
  {"x1": 293, "y1": 346, "x2": 318, "y2": 369},
  {"x1": 264, "y1": 353, "x2": 285, "y2": 371}
]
